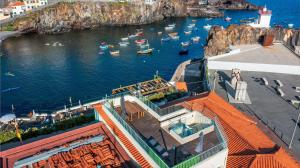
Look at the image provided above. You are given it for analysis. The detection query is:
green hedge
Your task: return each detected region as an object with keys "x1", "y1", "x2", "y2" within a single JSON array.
[{"x1": 0, "y1": 114, "x2": 95, "y2": 144}]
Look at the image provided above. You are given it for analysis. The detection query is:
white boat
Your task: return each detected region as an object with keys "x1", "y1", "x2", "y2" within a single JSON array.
[
  {"x1": 225, "y1": 16, "x2": 232, "y2": 22},
  {"x1": 184, "y1": 31, "x2": 191, "y2": 35},
  {"x1": 191, "y1": 36, "x2": 200, "y2": 42},
  {"x1": 119, "y1": 41, "x2": 129, "y2": 47},
  {"x1": 288, "y1": 23, "x2": 294, "y2": 28},
  {"x1": 140, "y1": 43, "x2": 150, "y2": 49},
  {"x1": 187, "y1": 24, "x2": 195, "y2": 29},
  {"x1": 137, "y1": 48, "x2": 154, "y2": 55},
  {"x1": 181, "y1": 41, "x2": 190, "y2": 47},
  {"x1": 203, "y1": 24, "x2": 212, "y2": 31},
  {"x1": 5, "y1": 72, "x2": 15, "y2": 77},
  {"x1": 170, "y1": 35, "x2": 179, "y2": 40},
  {"x1": 205, "y1": 18, "x2": 213, "y2": 21},
  {"x1": 128, "y1": 34, "x2": 137, "y2": 38},
  {"x1": 121, "y1": 37, "x2": 129, "y2": 41},
  {"x1": 44, "y1": 43, "x2": 50, "y2": 46},
  {"x1": 110, "y1": 50, "x2": 120, "y2": 56},
  {"x1": 157, "y1": 31, "x2": 163, "y2": 35},
  {"x1": 165, "y1": 26, "x2": 174, "y2": 31},
  {"x1": 168, "y1": 23, "x2": 176, "y2": 27}
]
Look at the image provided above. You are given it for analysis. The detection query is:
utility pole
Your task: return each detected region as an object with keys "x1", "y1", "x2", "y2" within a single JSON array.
[{"x1": 289, "y1": 104, "x2": 300, "y2": 148}]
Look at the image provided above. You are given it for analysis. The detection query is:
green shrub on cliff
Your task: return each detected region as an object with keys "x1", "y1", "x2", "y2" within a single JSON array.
[{"x1": 1, "y1": 23, "x2": 14, "y2": 31}]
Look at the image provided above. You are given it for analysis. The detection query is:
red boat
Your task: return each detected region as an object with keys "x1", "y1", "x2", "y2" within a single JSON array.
[{"x1": 135, "y1": 39, "x2": 146, "y2": 44}]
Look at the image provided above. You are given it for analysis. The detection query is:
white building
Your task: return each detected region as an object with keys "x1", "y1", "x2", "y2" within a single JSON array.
[
  {"x1": 24, "y1": 0, "x2": 47, "y2": 11},
  {"x1": 145, "y1": 0, "x2": 157, "y2": 5},
  {"x1": 10, "y1": 1, "x2": 26, "y2": 17},
  {"x1": 248, "y1": 5, "x2": 272, "y2": 28}
]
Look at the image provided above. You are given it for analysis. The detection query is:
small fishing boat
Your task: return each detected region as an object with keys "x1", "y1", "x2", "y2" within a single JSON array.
[
  {"x1": 168, "y1": 32, "x2": 178, "y2": 36},
  {"x1": 108, "y1": 45, "x2": 114, "y2": 48},
  {"x1": 181, "y1": 41, "x2": 190, "y2": 47},
  {"x1": 205, "y1": 18, "x2": 212, "y2": 21},
  {"x1": 45, "y1": 43, "x2": 50, "y2": 46},
  {"x1": 128, "y1": 34, "x2": 137, "y2": 38},
  {"x1": 161, "y1": 36, "x2": 171, "y2": 42},
  {"x1": 191, "y1": 36, "x2": 200, "y2": 42},
  {"x1": 165, "y1": 26, "x2": 174, "y2": 31},
  {"x1": 203, "y1": 24, "x2": 212, "y2": 31},
  {"x1": 288, "y1": 23, "x2": 294, "y2": 28},
  {"x1": 137, "y1": 48, "x2": 154, "y2": 55},
  {"x1": 224, "y1": 16, "x2": 232, "y2": 22},
  {"x1": 184, "y1": 31, "x2": 191, "y2": 35},
  {"x1": 121, "y1": 37, "x2": 129, "y2": 41},
  {"x1": 110, "y1": 50, "x2": 120, "y2": 56},
  {"x1": 5, "y1": 72, "x2": 15, "y2": 77},
  {"x1": 136, "y1": 28, "x2": 143, "y2": 32},
  {"x1": 170, "y1": 35, "x2": 179, "y2": 40},
  {"x1": 99, "y1": 44, "x2": 108, "y2": 50},
  {"x1": 187, "y1": 24, "x2": 195, "y2": 29},
  {"x1": 119, "y1": 41, "x2": 129, "y2": 47},
  {"x1": 179, "y1": 49, "x2": 188, "y2": 55},
  {"x1": 157, "y1": 31, "x2": 163, "y2": 35},
  {"x1": 168, "y1": 23, "x2": 176, "y2": 27},
  {"x1": 136, "y1": 32, "x2": 144, "y2": 36},
  {"x1": 140, "y1": 43, "x2": 150, "y2": 49},
  {"x1": 98, "y1": 51, "x2": 104, "y2": 55},
  {"x1": 192, "y1": 20, "x2": 197, "y2": 22},
  {"x1": 135, "y1": 39, "x2": 146, "y2": 45}
]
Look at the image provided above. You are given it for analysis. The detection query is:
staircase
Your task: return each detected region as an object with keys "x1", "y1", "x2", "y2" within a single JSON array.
[{"x1": 94, "y1": 104, "x2": 152, "y2": 168}]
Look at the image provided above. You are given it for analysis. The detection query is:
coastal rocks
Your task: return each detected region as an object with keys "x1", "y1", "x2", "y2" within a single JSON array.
[
  {"x1": 215, "y1": 0, "x2": 259, "y2": 10},
  {"x1": 8, "y1": 0, "x2": 186, "y2": 34},
  {"x1": 204, "y1": 24, "x2": 300, "y2": 56}
]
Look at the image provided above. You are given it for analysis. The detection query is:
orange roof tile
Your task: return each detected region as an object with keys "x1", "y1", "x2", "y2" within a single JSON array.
[
  {"x1": 186, "y1": 91, "x2": 299, "y2": 168},
  {"x1": 11, "y1": 1, "x2": 25, "y2": 6}
]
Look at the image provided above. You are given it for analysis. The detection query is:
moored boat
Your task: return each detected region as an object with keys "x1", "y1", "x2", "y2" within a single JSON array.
[
  {"x1": 140, "y1": 43, "x2": 150, "y2": 49},
  {"x1": 168, "y1": 23, "x2": 176, "y2": 27},
  {"x1": 128, "y1": 34, "x2": 137, "y2": 38},
  {"x1": 288, "y1": 23, "x2": 294, "y2": 28},
  {"x1": 135, "y1": 39, "x2": 146, "y2": 45},
  {"x1": 110, "y1": 50, "x2": 120, "y2": 56},
  {"x1": 99, "y1": 44, "x2": 108, "y2": 50},
  {"x1": 161, "y1": 36, "x2": 171, "y2": 42},
  {"x1": 137, "y1": 48, "x2": 154, "y2": 55},
  {"x1": 181, "y1": 41, "x2": 190, "y2": 47},
  {"x1": 225, "y1": 16, "x2": 232, "y2": 22},
  {"x1": 119, "y1": 41, "x2": 129, "y2": 47},
  {"x1": 121, "y1": 37, "x2": 129, "y2": 41},
  {"x1": 165, "y1": 26, "x2": 174, "y2": 31},
  {"x1": 157, "y1": 31, "x2": 163, "y2": 35},
  {"x1": 184, "y1": 31, "x2": 191, "y2": 35},
  {"x1": 203, "y1": 24, "x2": 212, "y2": 31},
  {"x1": 191, "y1": 36, "x2": 200, "y2": 42}
]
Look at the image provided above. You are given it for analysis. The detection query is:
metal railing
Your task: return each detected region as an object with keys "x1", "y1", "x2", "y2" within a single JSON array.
[{"x1": 102, "y1": 102, "x2": 169, "y2": 168}]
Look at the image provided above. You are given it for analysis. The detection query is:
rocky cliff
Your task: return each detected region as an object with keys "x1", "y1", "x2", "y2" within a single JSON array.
[
  {"x1": 204, "y1": 24, "x2": 300, "y2": 56},
  {"x1": 8, "y1": 0, "x2": 187, "y2": 34}
]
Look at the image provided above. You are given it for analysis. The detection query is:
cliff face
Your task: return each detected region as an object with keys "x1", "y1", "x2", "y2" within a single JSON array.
[
  {"x1": 11, "y1": 0, "x2": 187, "y2": 34},
  {"x1": 204, "y1": 24, "x2": 300, "y2": 56}
]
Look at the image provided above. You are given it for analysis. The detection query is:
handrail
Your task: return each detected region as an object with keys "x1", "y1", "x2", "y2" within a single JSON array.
[{"x1": 102, "y1": 102, "x2": 169, "y2": 168}]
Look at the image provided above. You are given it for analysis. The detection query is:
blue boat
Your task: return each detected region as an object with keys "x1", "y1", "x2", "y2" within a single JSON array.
[{"x1": 161, "y1": 36, "x2": 171, "y2": 42}]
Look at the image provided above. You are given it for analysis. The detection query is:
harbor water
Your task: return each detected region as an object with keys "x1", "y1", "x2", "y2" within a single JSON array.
[{"x1": 1, "y1": 0, "x2": 299, "y2": 116}]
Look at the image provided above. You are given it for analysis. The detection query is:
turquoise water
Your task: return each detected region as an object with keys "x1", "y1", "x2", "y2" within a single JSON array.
[{"x1": 1, "y1": 0, "x2": 299, "y2": 116}]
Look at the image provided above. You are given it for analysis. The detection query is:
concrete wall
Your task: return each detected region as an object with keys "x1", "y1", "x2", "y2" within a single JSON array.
[{"x1": 208, "y1": 61, "x2": 300, "y2": 75}]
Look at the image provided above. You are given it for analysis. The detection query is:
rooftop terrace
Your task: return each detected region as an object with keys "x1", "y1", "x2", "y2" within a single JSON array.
[{"x1": 96, "y1": 93, "x2": 228, "y2": 168}]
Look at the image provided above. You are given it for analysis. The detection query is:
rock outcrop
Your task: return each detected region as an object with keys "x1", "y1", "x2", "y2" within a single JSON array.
[
  {"x1": 204, "y1": 24, "x2": 300, "y2": 56},
  {"x1": 9, "y1": 0, "x2": 187, "y2": 34}
]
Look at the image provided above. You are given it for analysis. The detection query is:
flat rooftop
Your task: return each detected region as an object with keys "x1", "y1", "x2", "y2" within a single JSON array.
[
  {"x1": 209, "y1": 70, "x2": 300, "y2": 160},
  {"x1": 212, "y1": 44, "x2": 300, "y2": 65},
  {"x1": 114, "y1": 101, "x2": 223, "y2": 167}
]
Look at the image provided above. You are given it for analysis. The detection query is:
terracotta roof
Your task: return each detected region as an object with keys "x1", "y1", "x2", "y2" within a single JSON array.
[
  {"x1": 175, "y1": 81, "x2": 188, "y2": 92},
  {"x1": 11, "y1": 1, "x2": 25, "y2": 6},
  {"x1": 185, "y1": 92, "x2": 299, "y2": 168}
]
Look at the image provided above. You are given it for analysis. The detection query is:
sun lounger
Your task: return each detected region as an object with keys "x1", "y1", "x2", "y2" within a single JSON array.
[
  {"x1": 261, "y1": 77, "x2": 268, "y2": 85},
  {"x1": 275, "y1": 80, "x2": 283, "y2": 87},
  {"x1": 276, "y1": 87, "x2": 285, "y2": 97}
]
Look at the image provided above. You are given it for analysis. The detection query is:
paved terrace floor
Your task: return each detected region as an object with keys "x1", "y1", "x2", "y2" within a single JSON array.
[
  {"x1": 115, "y1": 101, "x2": 221, "y2": 167},
  {"x1": 214, "y1": 44, "x2": 300, "y2": 65},
  {"x1": 209, "y1": 70, "x2": 300, "y2": 160}
]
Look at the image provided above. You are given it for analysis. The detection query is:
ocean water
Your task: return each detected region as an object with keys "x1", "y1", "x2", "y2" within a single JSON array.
[{"x1": 1, "y1": 0, "x2": 299, "y2": 116}]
